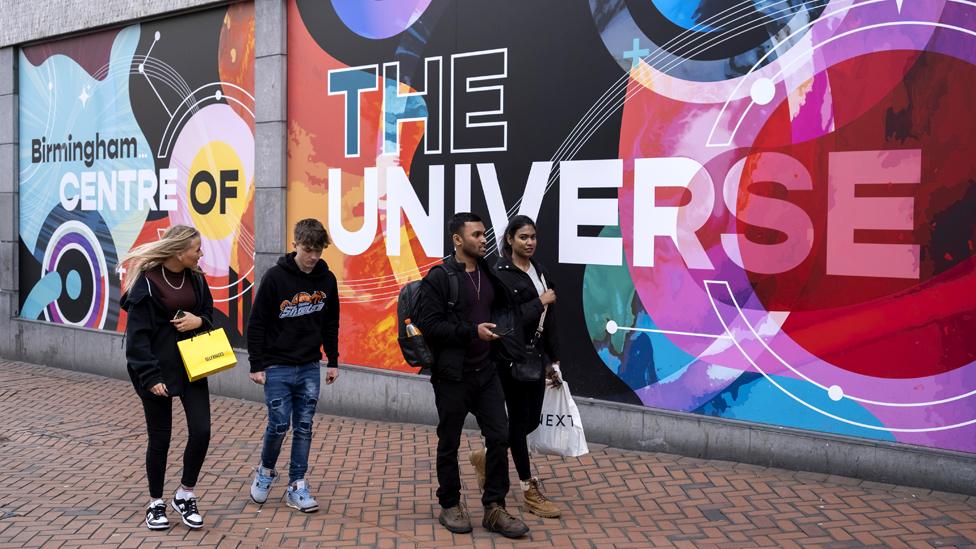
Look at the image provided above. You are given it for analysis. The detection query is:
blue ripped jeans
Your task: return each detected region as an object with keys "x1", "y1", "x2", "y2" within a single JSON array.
[{"x1": 259, "y1": 363, "x2": 321, "y2": 484}]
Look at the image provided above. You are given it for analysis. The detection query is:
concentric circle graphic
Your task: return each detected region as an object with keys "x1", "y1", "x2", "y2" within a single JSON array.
[{"x1": 41, "y1": 220, "x2": 110, "y2": 329}]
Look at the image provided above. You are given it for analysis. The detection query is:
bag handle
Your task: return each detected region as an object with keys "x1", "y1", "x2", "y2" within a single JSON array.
[
  {"x1": 189, "y1": 313, "x2": 216, "y2": 341},
  {"x1": 532, "y1": 273, "x2": 548, "y2": 345}
]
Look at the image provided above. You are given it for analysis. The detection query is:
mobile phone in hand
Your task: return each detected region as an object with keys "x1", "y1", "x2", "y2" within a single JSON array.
[
  {"x1": 492, "y1": 326, "x2": 514, "y2": 337},
  {"x1": 174, "y1": 309, "x2": 186, "y2": 320}
]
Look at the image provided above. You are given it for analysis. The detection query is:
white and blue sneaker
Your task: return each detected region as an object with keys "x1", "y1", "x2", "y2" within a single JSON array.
[
  {"x1": 286, "y1": 479, "x2": 319, "y2": 513},
  {"x1": 250, "y1": 466, "x2": 278, "y2": 504}
]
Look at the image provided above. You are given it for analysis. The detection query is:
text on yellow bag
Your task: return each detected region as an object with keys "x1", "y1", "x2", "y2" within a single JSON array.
[{"x1": 177, "y1": 328, "x2": 237, "y2": 382}]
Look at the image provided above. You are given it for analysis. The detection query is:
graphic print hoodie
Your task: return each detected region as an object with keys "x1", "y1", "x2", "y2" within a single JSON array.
[{"x1": 247, "y1": 252, "x2": 340, "y2": 372}]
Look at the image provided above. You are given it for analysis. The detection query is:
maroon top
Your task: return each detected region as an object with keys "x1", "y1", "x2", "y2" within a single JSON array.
[
  {"x1": 461, "y1": 265, "x2": 493, "y2": 371},
  {"x1": 144, "y1": 265, "x2": 197, "y2": 317}
]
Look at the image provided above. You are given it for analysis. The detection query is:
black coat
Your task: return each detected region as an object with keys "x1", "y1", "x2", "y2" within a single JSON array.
[
  {"x1": 417, "y1": 254, "x2": 519, "y2": 381},
  {"x1": 493, "y1": 256, "x2": 560, "y2": 364},
  {"x1": 121, "y1": 270, "x2": 215, "y2": 396}
]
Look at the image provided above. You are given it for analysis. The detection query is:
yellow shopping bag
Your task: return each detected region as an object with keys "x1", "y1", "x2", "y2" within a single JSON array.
[{"x1": 176, "y1": 328, "x2": 237, "y2": 382}]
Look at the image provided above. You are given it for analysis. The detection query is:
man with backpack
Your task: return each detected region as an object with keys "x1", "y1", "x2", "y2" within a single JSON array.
[{"x1": 415, "y1": 212, "x2": 529, "y2": 539}]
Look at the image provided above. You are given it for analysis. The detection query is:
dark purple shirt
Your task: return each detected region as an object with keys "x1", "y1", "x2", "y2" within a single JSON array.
[
  {"x1": 145, "y1": 266, "x2": 196, "y2": 317},
  {"x1": 461, "y1": 266, "x2": 493, "y2": 370}
]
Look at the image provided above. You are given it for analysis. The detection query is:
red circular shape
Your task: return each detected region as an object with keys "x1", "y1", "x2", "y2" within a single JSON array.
[{"x1": 739, "y1": 50, "x2": 976, "y2": 379}]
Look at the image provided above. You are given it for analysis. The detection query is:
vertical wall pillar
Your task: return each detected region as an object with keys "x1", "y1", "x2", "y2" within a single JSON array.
[
  {"x1": 0, "y1": 47, "x2": 18, "y2": 356},
  {"x1": 253, "y1": 0, "x2": 288, "y2": 283}
]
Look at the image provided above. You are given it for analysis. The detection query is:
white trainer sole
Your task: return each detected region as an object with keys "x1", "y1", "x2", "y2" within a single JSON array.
[
  {"x1": 145, "y1": 517, "x2": 169, "y2": 530},
  {"x1": 286, "y1": 499, "x2": 319, "y2": 513}
]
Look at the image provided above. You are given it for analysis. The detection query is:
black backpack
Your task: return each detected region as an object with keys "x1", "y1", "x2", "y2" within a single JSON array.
[{"x1": 397, "y1": 265, "x2": 458, "y2": 368}]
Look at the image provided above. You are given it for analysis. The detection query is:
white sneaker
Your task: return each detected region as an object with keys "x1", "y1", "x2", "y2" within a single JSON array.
[
  {"x1": 171, "y1": 494, "x2": 203, "y2": 529},
  {"x1": 145, "y1": 500, "x2": 169, "y2": 530}
]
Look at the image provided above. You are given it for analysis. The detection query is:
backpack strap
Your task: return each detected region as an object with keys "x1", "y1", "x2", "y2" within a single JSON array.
[
  {"x1": 445, "y1": 268, "x2": 459, "y2": 311},
  {"x1": 427, "y1": 264, "x2": 460, "y2": 312}
]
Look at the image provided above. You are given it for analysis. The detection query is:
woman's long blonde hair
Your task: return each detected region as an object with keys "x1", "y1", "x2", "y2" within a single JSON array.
[{"x1": 120, "y1": 225, "x2": 202, "y2": 294}]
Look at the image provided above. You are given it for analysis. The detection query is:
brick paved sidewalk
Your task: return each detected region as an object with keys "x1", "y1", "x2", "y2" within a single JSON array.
[{"x1": 1, "y1": 360, "x2": 975, "y2": 548}]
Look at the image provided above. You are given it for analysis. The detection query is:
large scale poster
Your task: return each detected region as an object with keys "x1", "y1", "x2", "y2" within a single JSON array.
[
  {"x1": 18, "y1": 3, "x2": 255, "y2": 344},
  {"x1": 287, "y1": 0, "x2": 976, "y2": 453}
]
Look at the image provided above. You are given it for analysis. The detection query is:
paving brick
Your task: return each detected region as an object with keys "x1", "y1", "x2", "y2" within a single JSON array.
[{"x1": 1, "y1": 359, "x2": 975, "y2": 548}]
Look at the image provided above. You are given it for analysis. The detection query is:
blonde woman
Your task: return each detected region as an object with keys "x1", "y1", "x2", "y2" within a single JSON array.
[{"x1": 120, "y1": 225, "x2": 213, "y2": 531}]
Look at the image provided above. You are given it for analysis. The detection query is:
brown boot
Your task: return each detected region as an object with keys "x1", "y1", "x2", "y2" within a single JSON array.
[
  {"x1": 468, "y1": 448, "x2": 486, "y2": 491},
  {"x1": 438, "y1": 502, "x2": 472, "y2": 533},
  {"x1": 523, "y1": 477, "x2": 560, "y2": 518},
  {"x1": 483, "y1": 502, "x2": 529, "y2": 539}
]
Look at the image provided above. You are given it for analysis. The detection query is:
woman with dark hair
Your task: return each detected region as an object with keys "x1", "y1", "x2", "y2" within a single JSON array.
[
  {"x1": 120, "y1": 225, "x2": 214, "y2": 531},
  {"x1": 469, "y1": 215, "x2": 562, "y2": 518}
]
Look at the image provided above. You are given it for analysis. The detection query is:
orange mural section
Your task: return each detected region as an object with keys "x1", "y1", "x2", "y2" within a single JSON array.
[{"x1": 287, "y1": 2, "x2": 432, "y2": 372}]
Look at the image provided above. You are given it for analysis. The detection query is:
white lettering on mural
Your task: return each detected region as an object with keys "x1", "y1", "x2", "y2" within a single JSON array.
[
  {"x1": 558, "y1": 159, "x2": 623, "y2": 266},
  {"x1": 329, "y1": 49, "x2": 506, "y2": 157},
  {"x1": 323, "y1": 150, "x2": 922, "y2": 281},
  {"x1": 326, "y1": 48, "x2": 922, "y2": 281},
  {"x1": 59, "y1": 168, "x2": 180, "y2": 212},
  {"x1": 33, "y1": 132, "x2": 177, "y2": 213}
]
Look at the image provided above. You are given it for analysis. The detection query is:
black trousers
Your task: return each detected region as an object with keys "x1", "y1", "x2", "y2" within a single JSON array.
[
  {"x1": 134, "y1": 379, "x2": 211, "y2": 499},
  {"x1": 432, "y1": 364, "x2": 509, "y2": 508},
  {"x1": 498, "y1": 363, "x2": 546, "y2": 481}
]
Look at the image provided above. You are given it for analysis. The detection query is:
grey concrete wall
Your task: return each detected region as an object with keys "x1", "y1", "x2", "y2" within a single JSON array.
[
  {"x1": 0, "y1": 46, "x2": 18, "y2": 360},
  {"x1": 253, "y1": 0, "x2": 287, "y2": 285},
  {"x1": 0, "y1": 0, "x2": 227, "y2": 48},
  {"x1": 1, "y1": 0, "x2": 975, "y2": 499}
]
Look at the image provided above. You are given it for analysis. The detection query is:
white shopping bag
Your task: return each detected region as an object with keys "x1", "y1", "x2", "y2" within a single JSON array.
[{"x1": 526, "y1": 368, "x2": 589, "y2": 457}]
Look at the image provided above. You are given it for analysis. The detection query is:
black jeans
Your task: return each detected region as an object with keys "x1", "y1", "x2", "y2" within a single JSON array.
[
  {"x1": 498, "y1": 363, "x2": 546, "y2": 481},
  {"x1": 432, "y1": 364, "x2": 509, "y2": 508},
  {"x1": 134, "y1": 379, "x2": 211, "y2": 498}
]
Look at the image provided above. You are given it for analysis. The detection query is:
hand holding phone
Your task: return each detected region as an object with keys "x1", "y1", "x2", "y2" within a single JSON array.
[
  {"x1": 171, "y1": 309, "x2": 201, "y2": 332},
  {"x1": 491, "y1": 326, "x2": 514, "y2": 337}
]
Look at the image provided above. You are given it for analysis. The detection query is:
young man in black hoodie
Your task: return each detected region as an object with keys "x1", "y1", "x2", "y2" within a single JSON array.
[
  {"x1": 417, "y1": 212, "x2": 529, "y2": 539},
  {"x1": 246, "y1": 219, "x2": 340, "y2": 513}
]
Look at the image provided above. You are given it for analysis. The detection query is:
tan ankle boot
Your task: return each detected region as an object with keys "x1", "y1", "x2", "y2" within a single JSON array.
[
  {"x1": 468, "y1": 448, "x2": 486, "y2": 491},
  {"x1": 523, "y1": 477, "x2": 560, "y2": 518}
]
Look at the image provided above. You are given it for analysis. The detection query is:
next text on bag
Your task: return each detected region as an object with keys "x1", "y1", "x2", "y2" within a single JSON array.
[{"x1": 539, "y1": 413, "x2": 575, "y2": 427}]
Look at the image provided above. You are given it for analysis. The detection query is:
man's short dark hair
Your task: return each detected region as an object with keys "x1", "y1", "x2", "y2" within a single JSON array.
[
  {"x1": 294, "y1": 218, "x2": 329, "y2": 249},
  {"x1": 448, "y1": 212, "x2": 483, "y2": 237}
]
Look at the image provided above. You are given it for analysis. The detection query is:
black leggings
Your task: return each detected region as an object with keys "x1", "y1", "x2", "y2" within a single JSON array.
[
  {"x1": 498, "y1": 364, "x2": 546, "y2": 481},
  {"x1": 135, "y1": 381, "x2": 211, "y2": 499}
]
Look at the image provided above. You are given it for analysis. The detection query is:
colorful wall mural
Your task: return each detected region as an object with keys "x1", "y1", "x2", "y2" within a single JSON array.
[
  {"x1": 18, "y1": 3, "x2": 255, "y2": 344},
  {"x1": 287, "y1": 0, "x2": 976, "y2": 453}
]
